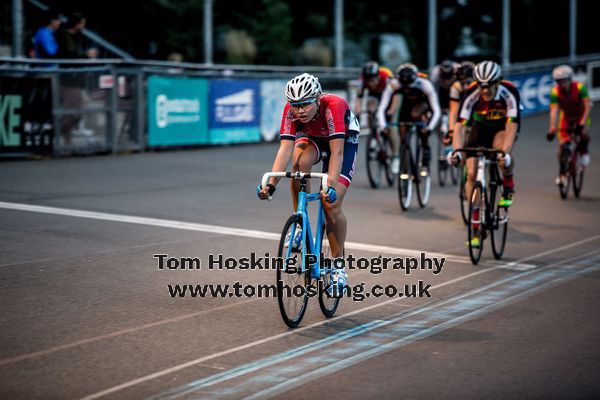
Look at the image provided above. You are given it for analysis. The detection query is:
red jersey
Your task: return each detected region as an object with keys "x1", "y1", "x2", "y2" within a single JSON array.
[
  {"x1": 280, "y1": 94, "x2": 360, "y2": 142},
  {"x1": 357, "y1": 67, "x2": 393, "y2": 97},
  {"x1": 550, "y1": 81, "x2": 589, "y2": 122}
]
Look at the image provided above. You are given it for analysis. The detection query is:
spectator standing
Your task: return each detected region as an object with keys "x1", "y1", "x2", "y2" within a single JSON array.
[
  {"x1": 33, "y1": 11, "x2": 61, "y2": 58},
  {"x1": 55, "y1": 13, "x2": 87, "y2": 59}
]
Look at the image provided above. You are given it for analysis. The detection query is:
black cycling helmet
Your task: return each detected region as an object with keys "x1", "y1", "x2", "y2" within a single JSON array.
[
  {"x1": 457, "y1": 61, "x2": 475, "y2": 81},
  {"x1": 362, "y1": 61, "x2": 380, "y2": 78},
  {"x1": 440, "y1": 60, "x2": 456, "y2": 80},
  {"x1": 395, "y1": 63, "x2": 418, "y2": 85}
]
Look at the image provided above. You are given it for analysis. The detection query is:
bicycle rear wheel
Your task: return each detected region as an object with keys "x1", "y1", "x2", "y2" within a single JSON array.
[
  {"x1": 416, "y1": 143, "x2": 431, "y2": 208},
  {"x1": 318, "y1": 231, "x2": 340, "y2": 318},
  {"x1": 468, "y1": 183, "x2": 484, "y2": 265},
  {"x1": 277, "y1": 214, "x2": 310, "y2": 328},
  {"x1": 398, "y1": 144, "x2": 413, "y2": 211},
  {"x1": 559, "y1": 147, "x2": 571, "y2": 200},
  {"x1": 383, "y1": 134, "x2": 395, "y2": 187},
  {"x1": 490, "y1": 183, "x2": 508, "y2": 259},
  {"x1": 366, "y1": 130, "x2": 382, "y2": 189}
]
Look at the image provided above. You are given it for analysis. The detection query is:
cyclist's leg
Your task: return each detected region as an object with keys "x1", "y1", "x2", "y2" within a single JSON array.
[
  {"x1": 321, "y1": 141, "x2": 357, "y2": 258},
  {"x1": 493, "y1": 128, "x2": 516, "y2": 206},
  {"x1": 291, "y1": 136, "x2": 320, "y2": 210},
  {"x1": 556, "y1": 117, "x2": 572, "y2": 177},
  {"x1": 464, "y1": 124, "x2": 487, "y2": 202}
]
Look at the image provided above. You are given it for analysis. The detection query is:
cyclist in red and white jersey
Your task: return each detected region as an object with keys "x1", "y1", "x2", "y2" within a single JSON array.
[
  {"x1": 547, "y1": 64, "x2": 592, "y2": 185},
  {"x1": 449, "y1": 61, "x2": 521, "y2": 210},
  {"x1": 354, "y1": 61, "x2": 393, "y2": 129},
  {"x1": 257, "y1": 73, "x2": 360, "y2": 287},
  {"x1": 377, "y1": 63, "x2": 441, "y2": 173}
]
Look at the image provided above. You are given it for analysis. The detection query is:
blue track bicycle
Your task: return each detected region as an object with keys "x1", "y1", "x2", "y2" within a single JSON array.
[{"x1": 261, "y1": 171, "x2": 341, "y2": 328}]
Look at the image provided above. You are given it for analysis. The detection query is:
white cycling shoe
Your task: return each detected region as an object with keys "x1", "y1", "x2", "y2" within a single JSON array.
[
  {"x1": 391, "y1": 156, "x2": 400, "y2": 174},
  {"x1": 581, "y1": 154, "x2": 590, "y2": 166},
  {"x1": 284, "y1": 227, "x2": 302, "y2": 251},
  {"x1": 328, "y1": 267, "x2": 348, "y2": 297}
]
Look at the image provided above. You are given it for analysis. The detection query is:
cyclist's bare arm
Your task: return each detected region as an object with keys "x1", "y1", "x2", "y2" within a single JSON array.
[
  {"x1": 501, "y1": 121, "x2": 518, "y2": 153},
  {"x1": 549, "y1": 103, "x2": 559, "y2": 132},
  {"x1": 448, "y1": 99, "x2": 460, "y2": 134},
  {"x1": 453, "y1": 121, "x2": 466, "y2": 150},
  {"x1": 353, "y1": 94, "x2": 363, "y2": 117},
  {"x1": 581, "y1": 98, "x2": 591, "y2": 126},
  {"x1": 266, "y1": 140, "x2": 295, "y2": 186}
]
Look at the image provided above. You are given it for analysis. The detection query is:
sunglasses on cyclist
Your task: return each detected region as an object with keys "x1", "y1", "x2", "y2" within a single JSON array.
[
  {"x1": 477, "y1": 81, "x2": 498, "y2": 89},
  {"x1": 290, "y1": 98, "x2": 317, "y2": 109}
]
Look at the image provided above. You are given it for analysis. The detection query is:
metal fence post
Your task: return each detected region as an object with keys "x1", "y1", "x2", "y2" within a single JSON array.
[
  {"x1": 50, "y1": 73, "x2": 62, "y2": 157},
  {"x1": 136, "y1": 70, "x2": 145, "y2": 152},
  {"x1": 109, "y1": 65, "x2": 118, "y2": 154}
]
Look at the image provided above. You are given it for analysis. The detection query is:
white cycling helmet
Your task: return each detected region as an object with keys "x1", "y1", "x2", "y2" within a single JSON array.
[
  {"x1": 285, "y1": 73, "x2": 322, "y2": 103},
  {"x1": 474, "y1": 61, "x2": 502, "y2": 84},
  {"x1": 552, "y1": 65, "x2": 573, "y2": 81}
]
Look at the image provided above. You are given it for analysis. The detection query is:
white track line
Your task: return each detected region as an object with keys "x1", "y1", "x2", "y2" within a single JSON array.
[{"x1": 0, "y1": 201, "x2": 510, "y2": 266}]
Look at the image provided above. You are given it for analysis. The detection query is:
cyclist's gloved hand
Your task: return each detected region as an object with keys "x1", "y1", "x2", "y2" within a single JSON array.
[
  {"x1": 323, "y1": 186, "x2": 337, "y2": 203},
  {"x1": 256, "y1": 183, "x2": 276, "y2": 200},
  {"x1": 546, "y1": 130, "x2": 556, "y2": 142},
  {"x1": 447, "y1": 150, "x2": 461, "y2": 166},
  {"x1": 498, "y1": 153, "x2": 512, "y2": 168}
]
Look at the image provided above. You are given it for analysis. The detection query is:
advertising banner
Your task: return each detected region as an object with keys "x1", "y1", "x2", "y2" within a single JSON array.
[
  {"x1": 507, "y1": 69, "x2": 553, "y2": 117},
  {"x1": 260, "y1": 80, "x2": 287, "y2": 142},
  {"x1": 209, "y1": 80, "x2": 261, "y2": 144},
  {"x1": 147, "y1": 76, "x2": 209, "y2": 146},
  {"x1": 0, "y1": 76, "x2": 53, "y2": 155}
]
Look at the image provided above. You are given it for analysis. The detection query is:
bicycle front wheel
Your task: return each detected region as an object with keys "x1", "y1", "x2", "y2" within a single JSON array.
[
  {"x1": 468, "y1": 183, "x2": 484, "y2": 265},
  {"x1": 437, "y1": 135, "x2": 448, "y2": 187},
  {"x1": 383, "y1": 134, "x2": 395, "y2": 187},
  {"x1": 416, "y1": 144, "x2": 431, "y2": 208},
  {"x1": 572, "y1": 153, "x2": 584, "y2": 198},
  {"x1": 277, "y1": 214, "x2": 310, "y2": 328},
  {"x1": 318, "y1": 231, "x2": 340, "y2": 318},
  {"x1": 491, "y1": 184, "x2": 508, "y2": 259},
  {"x1": 398, "y1": 144, "x2": 413, "y2": 211},
  {"x1": 459, "y1": 166, "x2": 469, "y2": 225},
  {"x1": 366, "y1": 130, "x2": 382, "y2": 189}
]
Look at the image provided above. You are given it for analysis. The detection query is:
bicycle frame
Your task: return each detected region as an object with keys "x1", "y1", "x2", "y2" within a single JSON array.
[
  {"x1": 455, "y1": 147, "x2": 504, "y2": 229},
  {"x1": 261, "y1": 171, "x2": 330, "y2": 280}
]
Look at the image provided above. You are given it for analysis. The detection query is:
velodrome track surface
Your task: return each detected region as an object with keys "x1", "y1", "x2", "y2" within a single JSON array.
[{"x1": 1, "y1": 108, "x2": 599, "y2": 399}]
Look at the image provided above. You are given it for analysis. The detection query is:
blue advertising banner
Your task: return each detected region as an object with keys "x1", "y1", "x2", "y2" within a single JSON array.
[
  {"x1": 147, "y1": 76, "x2": 209, "y2": 146},
  {"x1": 209, "y1": 80, "x2": 261, "y2": 144},
  {"x1": 506, "y1": 70, "x2": 553, "y2": 117},
  {"x1": 260, "y1": 80, "x2": 287, "y2": 142}
]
